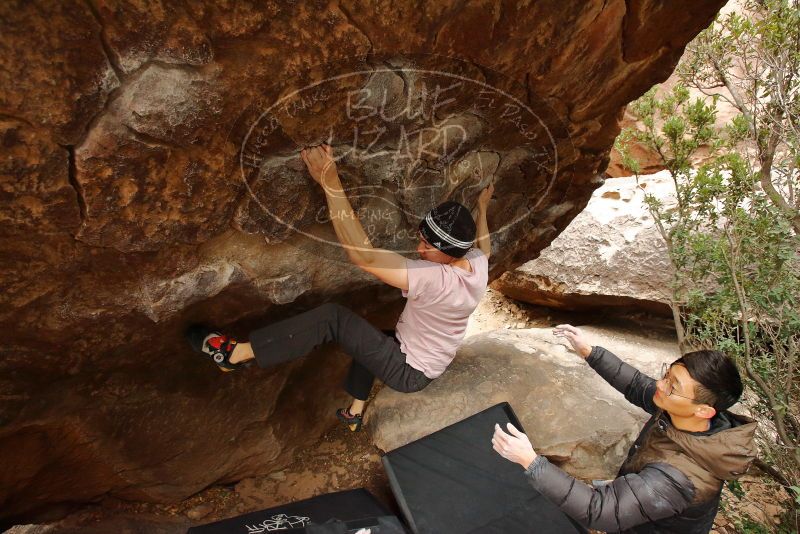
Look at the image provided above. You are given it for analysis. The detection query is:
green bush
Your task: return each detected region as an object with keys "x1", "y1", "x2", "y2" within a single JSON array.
[{"x1": 615, "y1": 4, "x2": 800, "y2": 531}]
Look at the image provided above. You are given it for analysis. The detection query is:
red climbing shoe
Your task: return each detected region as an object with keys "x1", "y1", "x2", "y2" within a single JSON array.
[{"x1": 186, "y1": 325, "x2": 241, "y2": 372}]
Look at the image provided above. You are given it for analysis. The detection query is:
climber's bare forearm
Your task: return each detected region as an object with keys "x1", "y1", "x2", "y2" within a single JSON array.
[
  {"x1": 320, "y1": 173, "x2": 407, "y2": 289},
  {"x1": 301, "y1": 144, "x2": 407, "y2": 288},
  {"x1": 476, "y1": 206, "x2": 491, "y2": 258},
  {"x1": 321, "y1": 172, "x2": 376, "y2": 265}
]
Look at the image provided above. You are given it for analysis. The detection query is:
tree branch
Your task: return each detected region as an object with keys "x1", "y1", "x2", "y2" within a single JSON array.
[
  {"x1": 724, "y1": 227, "x2": 800, "y2": 467},
  {"x1": 752, "y1": 457, "x2": 791, "y2": 487},
  {"x1": 759, "y1": 129, "x2": 800, "y2": 233}
]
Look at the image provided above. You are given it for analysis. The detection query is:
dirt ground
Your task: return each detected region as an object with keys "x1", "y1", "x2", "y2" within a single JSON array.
[
  {"x1": 8, "y1": 289, "x2": 793, "y2": 533},
  {"x1": 8, "y1": 411, "x2": 394, "y2": 534}
]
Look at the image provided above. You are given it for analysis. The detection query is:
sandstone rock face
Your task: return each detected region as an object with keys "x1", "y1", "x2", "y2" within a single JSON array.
[
  {"x1": 368, "y1": 326, "x2": 679, "y2": 480},
  {"x1": 0, "y1": 0, "x2": 724, "y2": 525},
  {"x1": 606, "y1": 109, "x2": 668, "y2": 178},
  {"x1": 493, "y1": 172, "x2": 676, "y2": 314},
  {"x1": 606, "y1": 1, "x2": 743, "y2": 178},
  {"x1": 605, "y1": 75, "x2": 741, "y2": 177}
]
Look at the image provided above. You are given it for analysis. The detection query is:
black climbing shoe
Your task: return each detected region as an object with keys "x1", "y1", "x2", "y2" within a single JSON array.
[
  {"x1": 336, "y1": 408, "x2": 363, "y2": 432},
  {"x1": 186, "y1": 325, "x2": 241, "y2": 372}
]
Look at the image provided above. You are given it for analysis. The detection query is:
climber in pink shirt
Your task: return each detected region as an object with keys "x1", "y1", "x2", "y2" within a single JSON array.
[{"x1": 188, "y1": 144, "x2": 493, "y2": 431}]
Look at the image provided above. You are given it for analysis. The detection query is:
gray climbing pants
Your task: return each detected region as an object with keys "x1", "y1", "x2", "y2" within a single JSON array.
[{"x1": 249, "y1": 303, "x2": 432, "y2": 400}]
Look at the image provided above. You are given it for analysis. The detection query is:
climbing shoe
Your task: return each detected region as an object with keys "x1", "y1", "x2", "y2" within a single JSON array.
[
  {"x1": 336, "y1": 408, "x2": 363, "y2": 432},
  {"x1": 186, "y1": 325, "x2": 241, "y2": 372}
]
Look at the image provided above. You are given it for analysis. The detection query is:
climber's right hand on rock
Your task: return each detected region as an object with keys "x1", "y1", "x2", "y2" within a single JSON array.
[
  {"x1": 300, "y1": 144, "x2": 337, "y2": 186},
  {"x1": 553, "y1": 324, "x2": 592, "y2": 359},
  {"x1": 477, "y1": 181, "x2": 494, "y2": 211}
]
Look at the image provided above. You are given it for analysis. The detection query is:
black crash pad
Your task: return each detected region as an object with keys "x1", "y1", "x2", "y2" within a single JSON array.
[
  {"x1": 187, "y1": 488, "x2": 405, "y2": 533},
  {"x1": 382, "y1": 402, "x2": 586, "y2": 534}
]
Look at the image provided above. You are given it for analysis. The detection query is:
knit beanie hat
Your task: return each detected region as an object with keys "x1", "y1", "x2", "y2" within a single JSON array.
[{"x1": 418, "y1": 201, "x2": 476, "y2": 258}]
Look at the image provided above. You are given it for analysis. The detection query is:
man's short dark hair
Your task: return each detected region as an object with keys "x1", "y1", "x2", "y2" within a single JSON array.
[{"x1": 673, "y1": 350, "x2": 744, "y2": 412}]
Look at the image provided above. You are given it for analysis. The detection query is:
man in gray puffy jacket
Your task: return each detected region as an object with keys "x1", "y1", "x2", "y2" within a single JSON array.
[{"x1": 492, "y1": 324, "x2": 757, "y2": 533}]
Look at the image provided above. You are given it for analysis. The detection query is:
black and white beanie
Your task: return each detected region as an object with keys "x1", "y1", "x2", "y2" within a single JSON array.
[{"x1": 418, "y1": 201, "x2": 476, "y2": 258}]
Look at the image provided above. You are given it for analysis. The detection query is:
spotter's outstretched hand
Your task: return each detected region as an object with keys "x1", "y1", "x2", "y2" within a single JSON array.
[{"x1": 553, "y1": 324, "x2": 592, "y2": 359}]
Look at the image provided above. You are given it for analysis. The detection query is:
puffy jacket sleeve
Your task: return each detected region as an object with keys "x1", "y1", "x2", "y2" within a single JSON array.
[
  {"x1": 586, "y1": 346, "x2": 659, "y2": 415},
  {"x1": 525, "y1": 455, "x2": 694, "y2": 532}
]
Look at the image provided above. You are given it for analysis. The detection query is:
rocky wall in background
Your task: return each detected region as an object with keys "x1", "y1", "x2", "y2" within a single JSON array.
[{"x1": 0, "y1": 0, "x2": 724, "y2": 525}]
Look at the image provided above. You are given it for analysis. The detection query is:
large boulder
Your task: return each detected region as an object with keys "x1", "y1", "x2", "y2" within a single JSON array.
[
  {"x1": 606, "y1": 0, "x2": 744, "y2": 178},
  {"x1": 1, "y1": 0, "x2": 725, "y2": 524},
  {"x1": 368, "y1": 325, "x2": 679, "y2": 480},
  {"x1": 493, "y1": 172, "x2": 676, "y2": 314}
]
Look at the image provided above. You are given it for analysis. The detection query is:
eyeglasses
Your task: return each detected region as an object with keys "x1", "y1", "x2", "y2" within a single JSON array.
[{"x1": 659, "y1": 363, "x2": 697, "y2": 402}]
